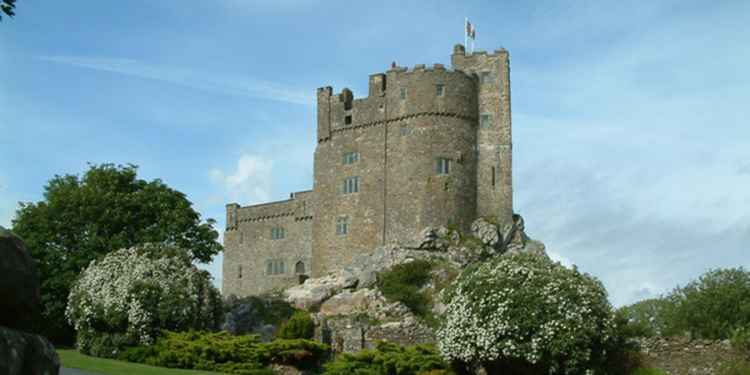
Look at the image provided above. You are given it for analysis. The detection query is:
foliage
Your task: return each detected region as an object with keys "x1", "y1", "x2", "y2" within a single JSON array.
[
  {"x1": 66, "y1": 244, "x2": 223, "y2": 357},
  {"x1": 278, "y1": 310, "x2": 315, "y2": 340},
  {"x1": 222, "y1": 295, "x2": 296, "y2": 337},
  {"x1": 1, "y1": 0, "x2": 15, "y2": 20},
  {"x1": 662, "y1": 267, "x2": 750, "y2": 339},
  {"x1": 12, "y1": 164, "x2": 221, "y2": 344},
  {"x1": 438, "y1": 253, "x2": 617, "y2": 375},
  {"x1": 377, "y1": 260, "x2": 434, "y2": 317},
  {"x1": 598, "y1": 310, "x2": 646, "y2": 375},
  {"x1": 120, "y1": 330, "x2": 328, "y2": 373},
  {"x1": 732, "y1": 326, "x2": 750, "y2": 360},
  {"x1": 718, "y1": 358, "x2": 750, "y2": 375},
  {"x1": 323, "y1": 341, "x2": 455, "y2": 375},
  {"x1": 618, "y1": 298, "x2": 673, "y2": 338}
]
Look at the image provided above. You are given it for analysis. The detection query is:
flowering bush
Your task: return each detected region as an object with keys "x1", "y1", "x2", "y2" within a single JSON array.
[
  {"x1": 66, "y1": 243, "x2": 222, "y2": 356},
  {"x1": 437, "y1": 253, "x2": 617, "y2": 375}
]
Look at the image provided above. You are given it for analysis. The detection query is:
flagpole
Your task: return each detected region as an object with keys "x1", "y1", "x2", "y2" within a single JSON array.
[{"x1": 464, "y1": 17, "x2": 468, "y2": 52}]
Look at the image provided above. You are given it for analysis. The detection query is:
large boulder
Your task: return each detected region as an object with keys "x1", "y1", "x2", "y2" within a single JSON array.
[
  {"x1": 0, "y1": 226, "x2": 40, "y2": 331},
  {"x1": 222, "y1": 295, "x2": 296, "y2": 341},
  {"x1": 284, "y1": 270, "x2": 358, "y2": 310},
  {"x1": 0, "y1": 325, "x2": 60, "y2": 375}
]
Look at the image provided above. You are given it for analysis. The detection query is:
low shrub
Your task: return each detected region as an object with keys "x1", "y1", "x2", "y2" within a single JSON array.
[
  {"x1": 630, "y1": 368, "x2": 668, "y2": 375},
  {"x1": 278, "y1": 310, "x2": 315, "y2": 340},
  {"x1": 377, "y1": 260, "x2": 434, "y2": 317},
  {"x1": 731, "y1": 326, "x2": 750, "y2": 359},
  {"x1": 120, "y1": 330, "x2": 329, "y2": 373},
  {"x1": 323, "y1": 341, "x2": 455, "y2": 375},
  {"x1": 438, "y1": 253, "x2": 618, "y2": 375},
  {"x1": 718, "y1": 358, "x2": 750, "y2": 375}
]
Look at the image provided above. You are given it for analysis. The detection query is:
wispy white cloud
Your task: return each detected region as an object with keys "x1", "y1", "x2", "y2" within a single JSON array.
[
  {"x1": 210, "y1": 154, "x2": 274, "y2": 205},
  {"x1": 38, "y1": 56, "x2": 313, "y2": 105}
]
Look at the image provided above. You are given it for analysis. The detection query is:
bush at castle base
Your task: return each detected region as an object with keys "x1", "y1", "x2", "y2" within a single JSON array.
[
  {"x1": 65, "y1": 243, "x2": 222, "y2": 357},
  {"x1": 437, "y1": 253, "x2": 617, "y2": 375}
]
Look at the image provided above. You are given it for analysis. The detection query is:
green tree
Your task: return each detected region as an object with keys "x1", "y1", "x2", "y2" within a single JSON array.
[
  {"x1": 1, "y1": 0, "x2": 16, "y2": 20},
  {"x1": 12, "y1": 163, "x2": 222, "y2": 345},
  {"x1": 662, "y1": 267, "x2": 750, "y2": 339},
  {"x1": 618, "y1": 298, "x2": 673, "y2": 337}
]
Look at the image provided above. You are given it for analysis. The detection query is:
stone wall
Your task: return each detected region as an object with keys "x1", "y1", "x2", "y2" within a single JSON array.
[
  {"x1": 312, "y1": 65, "x2": 479, "y2": 277},
  {"x1": 639, "y1": 336, "x2": 742, "y2": 375},
  {"x1": 452, "y1": 45, "x2": 513, "y2": 228},
  {"x1": 223, "y1": 191, "x2": 314, "y2": 296}
]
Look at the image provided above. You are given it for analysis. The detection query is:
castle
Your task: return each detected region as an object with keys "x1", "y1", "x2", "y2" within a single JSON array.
[{"x1": 223, "y1": 43, "x2": 513, "y2": 296}]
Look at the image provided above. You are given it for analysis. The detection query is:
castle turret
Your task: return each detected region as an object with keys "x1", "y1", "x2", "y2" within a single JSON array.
[{"x1": 451, "y1": 44, "x2": 513, "y2": 228}]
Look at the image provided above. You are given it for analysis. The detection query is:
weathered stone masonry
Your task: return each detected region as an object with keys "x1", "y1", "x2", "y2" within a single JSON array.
[{"x1": 223, "y1": 44, "x2": 513, "y2": 296}]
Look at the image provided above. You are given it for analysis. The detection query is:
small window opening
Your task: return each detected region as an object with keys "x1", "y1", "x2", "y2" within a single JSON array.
[
  {"x1": 336, "y1": 216, "x2": 349, "y2": 236},
  {"x1": 480, "y1": 71, "x2": 491, "y2": 84},
  {"x1": 344, "y1": 115, "x2": 352, "y2": 125},
  {"x1": 271, "y1": 227, "x2": 286, "y2": 240},
  {"x1": 480, "y1": 113, "x2": 492, "y2": 128},
  {"x1": 342, "y1": 176, "x2": 360, "y2": 194},
  {"x1": 295, "y1": 261, "x2": 306, "y2": 274},
  {"x1": 492, "y1": 166, "x2": 496, "y2": 187},
  {"x1": 436, "y1": 84, "x2": 445, "y2": 97},
  {"x1": 343, "y1": 151, "x2": 360, "y2": 165},
  {"x1": 267, "y1": 259, "x2": 286, "y2": 275},
  {"x1": 400, "y1": 87, "x2": 407, "y2": 100},
  {"x1": 238, "y1": 265, "x2": 242, "y2": 279},
  {"x1": 436, "y1": 158, "x2": 451, "y2": 175}
]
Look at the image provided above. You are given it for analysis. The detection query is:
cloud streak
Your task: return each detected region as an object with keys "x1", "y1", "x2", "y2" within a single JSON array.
[{"x1": 38, "y1": 56, "x2": 313, "y2": 105}]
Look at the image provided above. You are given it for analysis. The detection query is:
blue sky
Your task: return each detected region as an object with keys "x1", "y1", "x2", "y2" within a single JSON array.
[{"x1": 1, "y1": 0, "x2": 748, "y2": 307}]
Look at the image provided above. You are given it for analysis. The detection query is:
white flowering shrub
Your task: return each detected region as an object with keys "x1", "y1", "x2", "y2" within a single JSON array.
[
  {"x1": 437, "y1": 253, "x2": 617, "y2": 375},
  {"x1": 66, "y1": 243, "x2": 222, "y2": 357}
]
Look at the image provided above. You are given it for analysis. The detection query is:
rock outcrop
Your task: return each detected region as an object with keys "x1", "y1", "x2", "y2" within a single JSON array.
[
  {"x1": 283, "y1": 215, "x2": 546, "y2": 352},
  {"x1": 0, "y1": 226, "x2": 60, "y2": 375},
  {"x1": 0, "y1": 226, "x2": 40, "y2": 330},
  {"x1": 0, "y1": 325, "x2": 60, "y2": 375}
]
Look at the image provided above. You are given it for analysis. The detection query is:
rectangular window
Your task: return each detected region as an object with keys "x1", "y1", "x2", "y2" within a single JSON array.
[
  {"x1": 271, "y1": 227, "x2": 286, "y2": 240},
  {"x1": 492, "y1": 166, "x2": 496, "y2": 187},
  {"x1": 436, "y1": 84, "x2": 445, "y2": 97},
  {"x1": 267, "y1": 259, "x2": 286, "y2": 275},
  {"x1": 238, "y1": 265, "x2": 242, "y2": 279},
  {"x1": 342, "y1": 151, "x2": 360, "y2": 165},
  {"x1": 336, "y1": 216, "x2": 349, "y2": 236},
  {"x1": 400, "y1": 87, "x2": 407, "y2": 100},
  {"x1": 480, "y1": 113, "x2": 492, "y2": 128},
  {"x1": 343, "y1": 176, "x2": 360, "y2": 194},
  {"x1": 436, "y1": 158, "x2": 451, "y2": 175},
  {"x1": 480, "y1": 71, "x2": 491, "y2": 84},
  {"x1": 344, "y1": 115, "x2": 352, "y2": 125}
]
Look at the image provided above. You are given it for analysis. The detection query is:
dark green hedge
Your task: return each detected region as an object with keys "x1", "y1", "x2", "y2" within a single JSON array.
[{"x1": 119, "y1": 330, "x2": 329, "y2": 373}]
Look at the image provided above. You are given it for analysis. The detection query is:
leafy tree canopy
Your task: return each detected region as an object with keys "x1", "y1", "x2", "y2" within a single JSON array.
[
  {"x1": 1, "y1": 0, "x2": 16, "y2": 20},
  {"x1": 12, "y1": 163, "x2": 222, "y2": 344}
]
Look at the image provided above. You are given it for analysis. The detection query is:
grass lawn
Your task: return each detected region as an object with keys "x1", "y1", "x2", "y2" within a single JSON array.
[{"x1": 57, "y1": 349, "x2": 230, "y2": 375}]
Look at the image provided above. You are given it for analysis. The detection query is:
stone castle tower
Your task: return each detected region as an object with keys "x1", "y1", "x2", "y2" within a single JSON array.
[{"x1": 223, "y1": 44, "x2": 512, "y2": 296}]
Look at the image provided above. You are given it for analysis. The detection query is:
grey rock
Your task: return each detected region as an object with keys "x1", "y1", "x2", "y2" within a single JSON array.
[
  {"x1": 0, "y1": 325, "x2": 60, "y2": 375},
  {"x1": 0, "y1": 227, "x2": 40, "y2": 331},
  {"x1": 471, "y1": 218, "x2": 501, "y2": 248}
]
